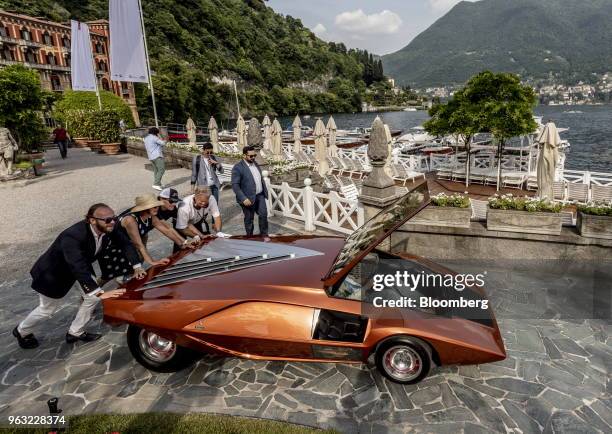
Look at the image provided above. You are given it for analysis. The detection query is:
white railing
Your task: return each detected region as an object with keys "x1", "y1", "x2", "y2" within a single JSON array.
[
  {"x1": 264, "y1": 175, "x2": 364, "y2": 235},
  {"x1": 561, "y1": 170, "x2": 612, "y2": 187}
]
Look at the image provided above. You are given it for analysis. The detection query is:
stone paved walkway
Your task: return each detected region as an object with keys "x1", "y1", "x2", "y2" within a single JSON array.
[{"x1": 0, "y1": 148, "x2": 610, "y2": 433}]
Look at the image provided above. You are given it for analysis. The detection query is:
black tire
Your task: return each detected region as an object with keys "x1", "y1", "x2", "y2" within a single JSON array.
[
  {"x1": 127, "y1": 325, "x2": 197, "y2": 373},
  {"x1": 375, "y1": 337, "x2": 432, "y2": 384}
]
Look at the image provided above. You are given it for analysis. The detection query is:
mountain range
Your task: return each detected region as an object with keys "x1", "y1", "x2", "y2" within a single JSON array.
[{"x1": 382, "y1": 0, "x2": 612, "y2": 87}]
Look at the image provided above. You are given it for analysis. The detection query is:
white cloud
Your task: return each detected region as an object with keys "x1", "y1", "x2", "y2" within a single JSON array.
[
  {"x1": 312, "y1": 23, "x2": 326, "y2": 36},
  {"x1": 428, "y1": 0, "x2": 476, "y2": 12},
  {"x1": 334, "y1": 9, "x2": 402, "y2": 35}
]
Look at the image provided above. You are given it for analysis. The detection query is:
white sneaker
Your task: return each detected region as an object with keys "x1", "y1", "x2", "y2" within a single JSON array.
[{"x1": 152, "y1": 185, "x2": 163, "y2": 191}]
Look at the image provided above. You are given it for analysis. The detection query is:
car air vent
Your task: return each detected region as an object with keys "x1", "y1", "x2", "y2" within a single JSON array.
[{"x1": 139, "y1": 254, "x2": 292, "y2": 290}]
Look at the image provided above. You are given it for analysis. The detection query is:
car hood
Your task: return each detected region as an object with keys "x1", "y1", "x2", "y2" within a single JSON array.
[{"x1": 122, "y1": 235, "x2": 346, "y2": 298}]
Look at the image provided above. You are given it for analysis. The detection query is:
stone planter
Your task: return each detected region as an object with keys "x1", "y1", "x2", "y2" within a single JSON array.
[
  {"x1": 87, "y1": 140, "x2": 102, "y2": 152},
  {"x1": 100, "y1": 143, "x2": 121, "y2": 155},
  {"x1": 17, "y1": 152, "x2": 44, "y2": 162},
  {"x1": 73, "y1": 137, "x2": 90, "y2": 148},
  {"x1": 411, "y1": 205, "x2": 472, "y2": 228},
  {"x1": 487, "y1": 207, "x2": 562, "y2": 235},
  {"x1": 577, "y1": 211, "x2": 612, "y2": 240}
]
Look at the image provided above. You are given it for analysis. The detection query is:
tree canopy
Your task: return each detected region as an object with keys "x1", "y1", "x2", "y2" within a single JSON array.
[{"x1": 0, "y1": 65, "x2": 48, "y2": 151}]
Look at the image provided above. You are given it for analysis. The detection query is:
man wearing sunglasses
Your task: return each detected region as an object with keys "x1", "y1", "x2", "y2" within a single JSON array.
[
  {"x1": 191, "y1": 142, "x2": 223, "y2": 205},
  {"x1": 231, "y1": 146, "x2": 269, "y2": 236},
  {"x1": 13, "y1": 203, "x2": 146, "y2": 349}
]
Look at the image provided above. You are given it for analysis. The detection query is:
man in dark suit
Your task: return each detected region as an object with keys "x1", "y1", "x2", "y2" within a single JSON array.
[
  {"x1": 13, "y1": 203, "x2": 146, "y2": 349},
  {"x1": 231, "y1": 146, "x2": 269, "y2": 236}
]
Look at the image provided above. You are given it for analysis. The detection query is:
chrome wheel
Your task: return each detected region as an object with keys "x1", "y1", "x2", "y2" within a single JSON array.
[
  {"x1": 383, "y1": 345, "x2": 422, "y2": 382},
  {"x1": 138, "y1": 330, "x2": 176, "y2": 363}
]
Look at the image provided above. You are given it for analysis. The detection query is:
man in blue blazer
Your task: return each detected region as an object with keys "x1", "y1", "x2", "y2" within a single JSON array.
[{"x1": 231, "y1": 146, "x2": 269, "y2": 236}]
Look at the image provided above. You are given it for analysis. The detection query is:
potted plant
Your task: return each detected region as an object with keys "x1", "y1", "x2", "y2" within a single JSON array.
[
  {"x1": 411, "y1": 193, "x2": 472, "y2": 228},
  {"x1": 576, "y1": 202, "x2": 612, "y2": 240},
  {"x1": 87, "y1": 139, "x2": 102, "y2": 152},
  {"x1": 487, "y1": 194, "x2": 563, "y2": 235}
]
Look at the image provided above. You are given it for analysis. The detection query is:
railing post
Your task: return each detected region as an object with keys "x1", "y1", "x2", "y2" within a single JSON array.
[
  {"x1": 303, "y1": 178, "x2": 315, "y2": 232},
  {"x1": 262, "y1": 170, "x2": 273, "y2": 217}
]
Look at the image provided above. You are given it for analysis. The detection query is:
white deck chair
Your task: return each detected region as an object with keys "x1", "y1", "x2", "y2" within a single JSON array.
[
  {"x1": 567, "y1": 183, "x2": 588, "y2": 204},
  {"x1": 552, "y1": 181, "x2": 567, "y2": 202},
  {"x1": 526, "y1": 175, "x2": 538, "y2": 191},
  {"x1": 470, "y1": 199, "x2": 488, "y2": 221},
  {"x1": 560, "y1": 211, "x2": 576, "y2": 227},
  {"x1": 502, "y1": 173, "x2": 527, "y2": 189},
  {"x1": 339, "y1": 183, "x2": 359, "y2": 203},
  {"x1": 436, "y1": 168, "x2": 452, "y2": 181},
  {"x1": 591, "y1": 184, "x2": 612, "y2": 203}
]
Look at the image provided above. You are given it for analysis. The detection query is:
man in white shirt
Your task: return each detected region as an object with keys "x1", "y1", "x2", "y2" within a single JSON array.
[
  {"x1": 144, "y1": 127, "x2": 166, "y2": 190},
  {"x1": 175, "y1": 191, "x2": 222, "y2": 239}
]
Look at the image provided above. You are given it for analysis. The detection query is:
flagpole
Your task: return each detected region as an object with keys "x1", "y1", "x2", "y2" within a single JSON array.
[
  {"x1": 137, "y1": 0, "x2": 159, "y2": 128},
  {"x1": 91, "y1": 50, "x2": 102, "y2": 110},
  {"x1": 233, "y1": 80, "x2": 240, "y2": 118}
]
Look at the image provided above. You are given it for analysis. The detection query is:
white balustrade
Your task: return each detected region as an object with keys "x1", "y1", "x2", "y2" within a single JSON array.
[{"x1": 263, "y1": 172, "x2": 364, "y2": 234}]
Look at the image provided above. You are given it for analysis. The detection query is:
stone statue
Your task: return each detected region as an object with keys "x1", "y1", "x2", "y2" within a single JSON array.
[
  {"x1": 247, "y1": 117, "x2": 263, "y2": 149},
  {"x1": 0, "y1": 128, "x2": 18, "y2": 177}
]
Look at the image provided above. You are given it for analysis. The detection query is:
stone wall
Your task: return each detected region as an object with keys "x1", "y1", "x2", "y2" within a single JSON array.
[{"x1": 389, "y1": 222, "x2": 612, "y2": 261}]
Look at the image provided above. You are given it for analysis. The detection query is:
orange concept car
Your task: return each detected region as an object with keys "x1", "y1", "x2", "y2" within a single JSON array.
[{"x1": 104, "y1": 183, "x2": 506, "y2": 384}]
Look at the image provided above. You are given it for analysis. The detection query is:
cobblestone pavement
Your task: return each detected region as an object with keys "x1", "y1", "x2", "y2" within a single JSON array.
[{"x1": 0, "y1": 149, "x2": 610, "y2": 433}]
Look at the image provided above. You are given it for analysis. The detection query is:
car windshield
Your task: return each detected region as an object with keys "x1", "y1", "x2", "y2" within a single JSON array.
[{"x1": 324, "y1": 182, "x2": 429, "y2": 282}]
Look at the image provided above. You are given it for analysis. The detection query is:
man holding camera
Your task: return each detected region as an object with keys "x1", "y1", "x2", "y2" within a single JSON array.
[{"x1": 191, "y1": 142, "x2": 223, "y2": 205}]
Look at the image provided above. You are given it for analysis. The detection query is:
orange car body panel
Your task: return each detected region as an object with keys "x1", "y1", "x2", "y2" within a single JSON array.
[{"x1": 104, "y1": 235, "x2": 506, "y2": 367}]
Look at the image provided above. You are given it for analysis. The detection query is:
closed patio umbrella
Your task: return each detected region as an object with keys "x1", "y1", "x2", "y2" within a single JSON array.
[
  {"x1": 314, "y1": 118, "x2": 328, "y2": 176},
  {"x1": 271, "y1": 118, "x2": 283, "y2": 156},
  {"x1": 236, "y1": 115, "x2": 247, "y2": 148},
  {"x1": 292, "y1": 115, "x2": 302, "y2": 155},
  {"x1": 186, "y1": 117, "x2": 197, "y2": 147},
  {"x1": 208, "y1": 116, "x2": 219, "y2": 153},
  {"x1": 537, "y1": 122, "x2": 560, "y2": 200},
  {"x1": 262, "y1": 114, "x2": 272, "y2": 151},
  {"x1": 326, "y1": 115, "x2": 338, "y2": 157}
]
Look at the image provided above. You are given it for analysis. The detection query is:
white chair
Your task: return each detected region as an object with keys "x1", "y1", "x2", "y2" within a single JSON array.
[
  {"x1": 552, "y1": 181, "x2": 567, "y2": 202},
  {"x1": 567, "y1": 183, "x2": 588, "y2": 204},
  {"x1": 526, "y1": 175, "x2": 538, "y2": 191},
  {"x1": 591, "y1": 184, "x2": 612, "y2": 203},
  {"x1": 502, "y1": 173, "x2": 526, "y2": 189},
  {"x1": 470, "y1": 199, "x2": 488, "y2": 221},
  {"x1": 339, "y1": 183, "x2": 359, "y2": 202}
]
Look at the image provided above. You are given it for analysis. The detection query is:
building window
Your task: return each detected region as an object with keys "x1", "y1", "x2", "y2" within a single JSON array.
[
  {"x1": 25, "y1": 49, "x2": 37, "y2": 64},
  {"x1": 51, "y1": 75, "x2": 62, "y2": 91},
  {"x1": 121, "y1": 82, "x2": 130, "y2": 98},
  {"x1": 95, "y1": 42, "x2": 105, "y2": 54},
  {"x1": 64, "y1": 54, "x2": 70, "y2": 66},
  {"x1": 102, "y1": 78, "x2": 110, "y2": 91},
  {"x1": 62, "y1": 36, "x2": 70, "y2": 48},
  {"x1": 98, "y1": 60, "x2": 107, "y2": 72},
  {"x1": 0, "y1": 26, "x2": 9, "y2": 38},
  {"x1": 1, "y1": 47, "x2": 14, "y2": 61},
  {"x1": 43, "y1": 32, "x2": 53, "y2": 45},
  {"x1": 46, "y1": 53, "x2": 56, "y2": 65},
  {"x1": 20, "y1": 27, "x2": 31, "y2": 41}
]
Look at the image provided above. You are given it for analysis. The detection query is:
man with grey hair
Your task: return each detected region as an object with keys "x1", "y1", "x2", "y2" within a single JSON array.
[{"x1": 0, "y1": 127, "x2": 18, "y2": 177}]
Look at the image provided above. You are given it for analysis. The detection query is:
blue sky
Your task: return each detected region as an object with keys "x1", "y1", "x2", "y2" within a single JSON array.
[{"x1": 266, "y1": 0, "x2": 477, "y2": 55}]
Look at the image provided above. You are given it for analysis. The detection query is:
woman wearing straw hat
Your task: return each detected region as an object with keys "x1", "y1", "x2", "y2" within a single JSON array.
[{"x1": 99, "y1": 194, "x2": 192, "y2": 281}]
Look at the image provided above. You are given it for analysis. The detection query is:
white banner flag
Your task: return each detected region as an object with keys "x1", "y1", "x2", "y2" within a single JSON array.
[
  {"x1": 70, "y1": 20, "x2": 97, "y2": 91},
  {"x1": 109, "y1": 0, "x2": 149, "y2": 83}
]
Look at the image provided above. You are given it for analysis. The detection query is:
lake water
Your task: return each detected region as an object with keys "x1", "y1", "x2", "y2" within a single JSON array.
[{"x1": 278, "y1": 105, "x2": 612, "y2": 173}]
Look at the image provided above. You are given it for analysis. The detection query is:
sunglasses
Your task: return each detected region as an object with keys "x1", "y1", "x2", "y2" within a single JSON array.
[
  {"x1": 247, "y1": 154, "x2": 257, "y2": 158},
  {"x1": 203, "y1": 150, "x2": 213, "y2": 154},
  {"x1": 90, "y1": 215, "x2": 118, "y2": 224}
]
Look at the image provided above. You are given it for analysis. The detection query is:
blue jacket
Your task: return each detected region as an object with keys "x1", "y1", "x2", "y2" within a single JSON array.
[{"x1": 231, "y1": 159, "x2": 268, "y2": 204}]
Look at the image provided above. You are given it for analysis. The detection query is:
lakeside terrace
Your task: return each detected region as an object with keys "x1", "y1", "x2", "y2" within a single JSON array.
[{"x1": 0, "y1": 147, "x2": 610, "y2": 433}]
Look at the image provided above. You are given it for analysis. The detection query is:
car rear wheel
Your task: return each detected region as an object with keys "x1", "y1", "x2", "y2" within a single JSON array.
[
  {"x1": 375, "y1": 338, "x2": 432, "y2": 384},
  {"x1": 127, "y1": 325, "x2": 197, "y2": 372}
]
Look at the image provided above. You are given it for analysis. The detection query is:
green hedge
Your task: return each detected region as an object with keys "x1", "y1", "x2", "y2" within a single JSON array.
[
  {"x1": 54, "y1": 90, "x2": 135, "y2": 128},
  {"x1": 67, "y1": 109, "x2": 122, "y2": 143}
]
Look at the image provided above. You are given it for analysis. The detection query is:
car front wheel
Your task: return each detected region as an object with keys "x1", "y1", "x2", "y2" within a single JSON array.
[
  {"x1": 375, "y1": 337, "x2": 432, "y2": 384},
  {"x1": 127, "y1": 325, "x2": 197, "y2": 372}
]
